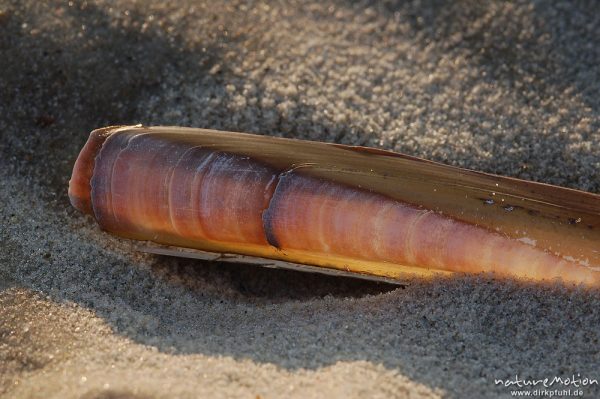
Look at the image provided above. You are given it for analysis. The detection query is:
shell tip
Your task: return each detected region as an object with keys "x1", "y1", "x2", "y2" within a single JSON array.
[{"x1": 68, "y1": 126, "x2": 124, "y2": 215}]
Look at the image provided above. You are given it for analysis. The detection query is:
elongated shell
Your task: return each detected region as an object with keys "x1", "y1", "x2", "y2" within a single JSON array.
[{"x1": 69, "y1": 125, "x2": 600, "y2": 286}]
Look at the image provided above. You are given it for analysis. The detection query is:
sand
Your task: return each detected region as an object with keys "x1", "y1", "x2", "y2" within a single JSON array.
[{"x1": 1, "y1": 0, "x2": 599, "y2": 398}]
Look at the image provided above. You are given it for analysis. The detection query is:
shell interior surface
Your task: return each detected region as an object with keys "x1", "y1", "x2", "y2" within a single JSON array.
[{"x1": 68, "y1": 126, "x2": 600, "y2": 286}]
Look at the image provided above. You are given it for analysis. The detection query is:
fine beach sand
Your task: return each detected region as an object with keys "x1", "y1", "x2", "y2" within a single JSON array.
[{"x1": 1, "y1": 1, "x2": 600, "y2": 398}]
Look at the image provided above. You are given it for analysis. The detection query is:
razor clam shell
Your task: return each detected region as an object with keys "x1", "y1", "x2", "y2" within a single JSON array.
[{"x1": 69, "y1": 125, "x2": 600, "y2": 284}]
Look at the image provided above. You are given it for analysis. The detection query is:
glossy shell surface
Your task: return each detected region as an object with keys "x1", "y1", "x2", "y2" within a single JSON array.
[{"x1": 69, "y1": 126, "x2": 600, "y2": 286}]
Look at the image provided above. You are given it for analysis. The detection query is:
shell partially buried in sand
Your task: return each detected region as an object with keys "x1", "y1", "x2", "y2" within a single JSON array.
[{"x1": 69, "y1": 125, "x2": 600, "y2": 286}]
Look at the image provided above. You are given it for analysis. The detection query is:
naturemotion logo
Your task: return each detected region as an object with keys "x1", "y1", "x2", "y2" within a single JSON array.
[{"x1": 494, "y1": 374, "x2": 598, "y2": 397}]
